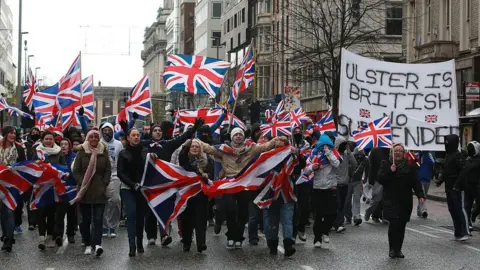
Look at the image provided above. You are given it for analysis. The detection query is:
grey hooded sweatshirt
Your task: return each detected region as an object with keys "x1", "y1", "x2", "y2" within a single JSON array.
[{"x1": 332, "y1": 137, "x2": 357, "y2": 186}]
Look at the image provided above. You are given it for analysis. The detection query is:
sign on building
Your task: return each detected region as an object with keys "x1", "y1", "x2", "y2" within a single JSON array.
[
  {"x1": 284, "y1": 86, "x2": 301, "y2": 111},
  {"x1": 465, "y1": 82, "x2": 480, "y2": 100},
  {"x1": 338, "y1": 48, "x2": 459, "y2": 151}
]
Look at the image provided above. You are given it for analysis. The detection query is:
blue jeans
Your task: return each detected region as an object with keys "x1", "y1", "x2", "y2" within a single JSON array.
[
  {"x1": 263, "y1": 200, "x2": 294, "y2": 241},
  {"x1": 0, "y1": 205, "x2": 15, "y2": 239},
  {"x1": 79, "y1": 203, "x2": 105, "y2": 247},
  {"x1": 121, "y1": 189, "x2": 148, "y2": 247},
  {"x1": 248, "y1": 191, "x2": 262, "y2": 241}
]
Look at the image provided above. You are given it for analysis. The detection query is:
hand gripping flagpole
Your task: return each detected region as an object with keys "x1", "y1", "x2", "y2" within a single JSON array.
[{"x1": 228, "y1": 38, "x2": 254, "y2": 132}]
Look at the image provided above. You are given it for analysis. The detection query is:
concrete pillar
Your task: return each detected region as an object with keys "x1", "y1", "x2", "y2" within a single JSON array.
[{"x1": 96, "y1": 99, "x2": 103, "y2": 125}]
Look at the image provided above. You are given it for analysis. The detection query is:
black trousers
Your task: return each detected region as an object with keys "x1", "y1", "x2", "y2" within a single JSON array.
[
  {"x1": 334, "y1": 185, "x2": 349, "y2": 227},
  {"x1": 293, "y1": 182, "x2": 312, "y2": 235},
  {"x1": 225, "y1": 191, "x2": 249, "y2": 242},
  {"x1": 446, "y1": 190, "x2": 470, "y2": 237},
  {"x1": 312, "y1": 189, "x2": 337, "y2": 241},
  {"x1": 388, "y1": 219, "x2": 407, "y2": 252},
  {"x1": 37, "y1": 204, "x2": 56, "y2": 236},
  {"x1": 55, "y1": 202, "x2": 77, "y2": 238},
  {"x1": 145, "y1": 208, "x2": 168, "y2": 240},
  {"x1": 180, "y1": 194, "x2": 208, "y2": 247},
  {"x1": 464, "y1": 185, "x2": 477, "y2": 227}
]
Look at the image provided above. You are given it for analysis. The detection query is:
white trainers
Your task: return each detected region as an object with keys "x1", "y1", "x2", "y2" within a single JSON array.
[
  {"x1": 95, "y1": 245, "x2": 104, "y2": 257},
  {"x1": 226, "y1": 240, "x2": 235, "y2": 250},
  {"x1": 46, "y1": 235, "x2": 56, "y2": 248},
  {"x1": 336, "y1": 226, "x2": 346, "y2": 233},
  {"x1": 455, "y1": 236, "x2": 469, "y2": 241},
  {"x1": 109, "y1": 232, "x2": 117, "y2": 238},
  {"x1": 314, "y1": 241, "x2": 322, "y2": 248},
  {"x1": 84, "y1": 246, "x2": 92, "y2": 255},
  {"x1": 148, "y1": 238, "x2": 156, "y2": 245},
  {"x1": 234, "y1": 241, "x2": 242, "y2": 249},
  {"x1": 322, "y1": 235, "x2": 330, "y2": 244},
  {"x1": 38, "y1": 236, "x2": 46, "y2": 250},
  {"x1": 298, "y1": 232, "x2": 307, "y2": 242}
]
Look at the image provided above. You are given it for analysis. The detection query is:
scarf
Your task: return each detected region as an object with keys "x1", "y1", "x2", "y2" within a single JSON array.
[
  {"x1": 0, "y1": 143, "x2": 18, "y2": 166},
  {"x1": 390, "y1": 143, "x2": 407, "y2": 170},
  {"x1": 36, "y1": 143, "x2": 61, "y2": 161},
  {"x1": 70, "y1": 130, "x2": 105, "y2": 204}
]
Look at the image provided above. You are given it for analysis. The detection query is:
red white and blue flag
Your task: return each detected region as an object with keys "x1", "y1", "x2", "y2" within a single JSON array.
[
  {"x1": 201, "y1": 147, "x2": 293, "y2": 197},
  {"x1": 228, "y1": 45, "x2": 255, "y2": 104},
  {"x1": 260, "y1": 118, "x2": 291, "y2": 137},
  {"x1": 213, "y1": 103, "x2": 246, "y2": 133},
  {"x1": 352, "y1": 116, "x2": 392, "y2": 150},
  {"x1": 178, "y1": 108, "x2": 223, "y2": 127},
  {"x1": 288, "y1": 107, "x2": 311, "y2": 128},
  {"x1": 56, "y1": 54, "x2": 82, "y2": 130},
  {"x1": 0, "y1": 164, "x2": 34, "y2": 210},
  {"x1": 81, "y1": 75, "x2": 95, "y2": 121},
  {"x1": 116, "y1": 75, "x2": 151, "y2": 126},
  {"x1": 314, "y1": 110, "x2": 336, "y2": 134},
  {"x1": 140, "y1": 154, "x2": 204, "y2": 230},
  {"x1": 163, "y1": 54, "x2": 230, "y2": 97},
  {"x1": 254, "y1": 155, "x2": 299, "y2": 209},
  {"x1": 0, "y1": 98, "x2": 33, "y2": 120},
  {"x1": 29, "y1": 163, "x2": 69, "y2": 210},
  {"x1": 23, "y1": 67, "x2": 38, "y2": 110},
  {"x1": 32, "y1": 83, "x2": 59, "y2": 126}
]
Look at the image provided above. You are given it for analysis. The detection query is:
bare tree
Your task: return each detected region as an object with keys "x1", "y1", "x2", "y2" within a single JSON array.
[{"x1": 269, "y1": 0, "x2": 402, "y2": 121}]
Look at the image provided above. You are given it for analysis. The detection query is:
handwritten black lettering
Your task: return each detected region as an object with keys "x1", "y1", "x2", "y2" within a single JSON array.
[
  {"x1": 360, "y1": 88, "x2": 371, "y2": 105},
  {"x1": 395, "y1": 113, "x2": 408, "y2": 126},
  {"x1": 405, "y1": 93, "x2": 424, "y2": 110},
  {"x1": 365, "y1": 70, "x2": 377, "y2": 84},
  {"x1": 376, "y1": 70, "x2": 390, "y2": 86},
  {"x1": 435, "y1": 126, "x2": 450, "y2": 144},
  {"x1": 349, "y1": 83, "x2": 360, "y2": 100},
  {"x1": 391, "y1": 127, "x2": 402, "y2": 141},
  {"x1": 338, "y1": 114, "x2": 352, "y2": 137},
  {"x1": 420, "y1": 127, "x2": 435, "y2": 145},
  {"x1": 406, "y1": 73, "x2": 419, "y2": 90},
  {"x1": 405, "y1": 127, "x2": 420, "y2": 147},
  {"x1": 424, "y1": 93, "x2": 437, "y2": 110},
  {"x1": 346, "y1": 63, "x2": 355, "y2": 79},
  {"x1": 388, "y1": 92, "x2": 406, "y2": 109},
  {"x1": 438, "y1": 90, "x2": 452, "y2": 109},
  {"x1": 371, "y1": 91, "x2": 388, "y2": 108},
  {"x1": 389, "y1": 73, "x2": 406, "y2": 88},
  {"x1": 425, "y1": 73, "x2": 442, "y2": 89},
  {"x1": 355, "y1": 64, "x2": 365, "y2": 83},
  {"x1": 442, "y1": 72, "x2": 453, "y2": 88}
]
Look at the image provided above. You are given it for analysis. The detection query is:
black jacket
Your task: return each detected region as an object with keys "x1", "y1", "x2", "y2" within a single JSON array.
[
  {"x1": 368, "y1": 147, "x2": 390, "y2": 185},
  {"x1": 454, "y1": 156, "x2": 480, "y2": 191},
  {"x1": 142, "y1": 129, "x2": 194, "y2": 162},
  {"x1": 351, "y1": 157, "x2": 369, "y2": 183},
  {"x1": 117, "y1": 144, "x2": 148, "y2": 189},
  {"x1": 378, "y1": 160, "x2": 424, "y2": 222},
  {"x1": 15, "y1": 143, "x2": 26, "y2": 163},
  {"x1": 438, "y1": 135, "x2": 466, "y2": 192}
]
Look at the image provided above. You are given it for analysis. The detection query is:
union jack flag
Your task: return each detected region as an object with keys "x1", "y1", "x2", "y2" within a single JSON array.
[
  {"x1": 163, "y1": 54, "x2": 230, "y2": 97},
  {"x1": 265, "y1": 109, "x2": 275, "y2": 122},
  {"x1": 0, "y1": 98, "x2": 33, "y2": 119},
  {"x1": 359, "y1": 109, "x2": 371, "y2": 118},
  {"x1": 81, "y1": 75, "x2": 95, "y2": 121},
  {"x1": 178, "y1": 108, "x2": 223, "y2": 127},
  {"x1": 0, "y1": 164, "x2": 33, "y2": 210},
  {"x1": 116, "y1": 75, "x2": 151, "y2": 126},
  {"x1": 254, "y1": 155, "x2": 298, "y2": 209},
  {"x1": 425, "y1": 115, "x2": 437, "y2": 123},
  {"x1": 228, "y1": 45, "x2": 255, "y2": 104},
  {"x1": 260, "y1": 118, "x2": 291, "y2": 137},
  {"x1": 23, "y1": 67, "x2": 38, "y2": 110},
  {"x1": 274, "y1": 100, "x2": 288, "y2": 120},
  {"x1": 57, "y1": 54, "x2": 82, "y2": 130},
  {"x1": 32, "y1": 83, "x2": 59, "y2": 126},
  {"x1": 202, "y1": 146, "x2": 293, "y2": 197},
  {"x1": 29, "y1": 163, "x2": 69, "y2": 210},
  {"x1": 352, "y1": 116, "x2": 392, "y2": 150},
  {"x1": 289, "y1": 107, "x2": 312, "y2": 128},
  {"x1": 140, "y1": 154, "x2": 204, "y2": 230},
  {"x1": 314, "y1": 110, "x2": 336, "y2": 134},
  {"x1": 213, "y1": 103, "x2": 246, "y2": 133},
  {"x1": 172, "y1": 109, "x2": 181, "y2": 137}
]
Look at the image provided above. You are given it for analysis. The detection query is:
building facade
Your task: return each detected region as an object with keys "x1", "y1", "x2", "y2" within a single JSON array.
[
  {"x1": 403, "y1": 0, "x2": 480, "y2": 116},
  {"x1": 141, "y1": 6, "x2": 170, "y2": 123},
  {"x1": 93, "y1": 85, "x2": 131, "y2": 125},
  {"x1": 0, "y1": 0, "x2": 15, "y2": 98},
  {"x1": 194, "y1": 0, "x2": 226, "y2": 59}
]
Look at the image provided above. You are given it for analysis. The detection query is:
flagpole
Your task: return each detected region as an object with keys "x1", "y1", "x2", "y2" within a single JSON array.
[{"x1": 228, "y1": 38, "x2": 254, "y2": 132}]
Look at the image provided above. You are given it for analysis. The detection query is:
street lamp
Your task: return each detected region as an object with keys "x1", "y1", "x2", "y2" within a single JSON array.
[
  {"x1": 15, "y1": 0, "x2": 28, "y2": 126},
  {"x1": 35, "y1": 67, "x2": 41, "y2": 80},
  {"x1": 28, "y1": 54, "x2": 34, "y2": 71},
  {"x1": 210, "y1": 36, "x2": 226, "y2": 60}
]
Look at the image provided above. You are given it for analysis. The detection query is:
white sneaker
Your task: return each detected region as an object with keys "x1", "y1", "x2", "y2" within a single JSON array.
[
  {"x1": 148, "y1": 238, "x2": 156, "y2": 245},
  {"x1": 95, "y1": 245, "x2": 104, "y2": 257},
  {"x1": 226, "y1": 240, "x2": 235, "y2": 250},
  {"x1": 298, "y1": 232, "x2": 307, "y2": 242},
  {"x1": 234, "y1": 241, "x2": 242, "y2": 249},
  {"x1": 455, "y1": 236, "x2": 469, "y2": 241},
  {"x1": 38, "y1": 236, "x2": 46, "y2": 250},
  {"x1": 102, "y1": 233, "x2": 108, "y2": 237},
  {"x1": 322, "y1": 235, "x2": 330, "y2": 243},
  {"x1": 336, "y1": 226, "x2": 346, "y2": 233},
  {"x1": 46, "y1": 235, "x2": 56, "y2": 248},
  {"x1": 84, "y1": 246, "x2": 92, "y2": 255},
  {"x1": 314, "y1": 241, "x2": 322, "y2": 248},
  {"x1": 109, "y1": 232, "x2": 117, "y2": 238}
]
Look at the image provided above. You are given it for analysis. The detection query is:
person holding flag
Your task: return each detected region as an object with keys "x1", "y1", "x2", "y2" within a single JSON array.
[{"x1": 0, "y1": 126, "x2": 27, "y2": 252}]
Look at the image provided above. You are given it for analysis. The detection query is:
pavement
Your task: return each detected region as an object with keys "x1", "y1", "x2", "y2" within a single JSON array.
[
  {"x1": 2, "y1": 199, "x2": 480, "y2": 270},
  {"x1": 426, "y1": 184, "x2": 447, "y2": 203}
]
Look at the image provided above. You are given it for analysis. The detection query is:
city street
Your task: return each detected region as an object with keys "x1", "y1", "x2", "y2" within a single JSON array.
[{"x1": 2, "y1": 199, "x2": 480, "y2": 270}]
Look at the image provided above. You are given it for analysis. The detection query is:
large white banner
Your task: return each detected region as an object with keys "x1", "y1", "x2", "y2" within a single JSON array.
[{"x1": 338, "y1": 48, "x2": 459, "y2": 151}]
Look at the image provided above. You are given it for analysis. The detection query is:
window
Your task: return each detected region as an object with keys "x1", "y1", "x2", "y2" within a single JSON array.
[
  {"x1": 224, "y1": 22, "x2": 227, "y2": 34},
  {"x1": 258, "y1": 66, "x2": 271, "y2": 97},
  {"x1": 196, "y1": 4, "x2": 208, "y2": 26},
  {"x1": 427, "y1": 0, "x2": 431, "y2": 33},
  {"x1": 105, "y1": 101, "x2": 111, "y2": 108},
  {"x1": 238, "y1": 33, "x2": 241, "y2": 47},
  {"x1": 234, "y1": 14, "x2": 237, "y2": 28},
  {"x1": 227, "y1": 19, "x2": 230, "y2": 32},
  {"x1": 212, "y1": 2, "x2": 222, "y2": 18},
  {"x1": 467, "y1": 0, "x2": 471, "y2": 21},
  {"x1": 120, "y1": 101, "x2": 125, "y2": 109},
  {"x1": 212, "y1": 31, "x2": 221, "y2": 47},
  {"x1": 445, "y1": 0, "x2": 450, "y2": 27},
  {"x1": 230, "y1": 38, "x2": 233, "y2": 50},
  {"x1": 386, "y1": 2, "x2": 402, "y2": 35},
  {"x1": 265, "y1": 26, "x2": 271, "y2": 52},
  {"x1": 242, "y1": 8, "x2": 245, "y2": 22}
]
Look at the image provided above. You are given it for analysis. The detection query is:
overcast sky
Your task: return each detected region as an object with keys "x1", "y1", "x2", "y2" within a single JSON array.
[{"x1": 10, "y1": 0, "x2": 162, "y2": 87}]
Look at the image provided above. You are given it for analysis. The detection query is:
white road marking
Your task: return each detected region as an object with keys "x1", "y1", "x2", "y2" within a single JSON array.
[
  {"x1": 46, "y1": 268, "x2": 55, "y2": 270},
  {"x1": 420, "y1": 225, "x2": 452, "y2": 234},
  {"x1": 56, "y1": 238, "x2": 69, "y2": 254},
  {"x1": 464, "y1": 245, "x2": 480, "y2": 253},
  {"x1": 300, "y1": 266, "x2": 316, "y2": 270},
  {"x1": 405, "y1": 227, "x2": 441, "y2": 239}
]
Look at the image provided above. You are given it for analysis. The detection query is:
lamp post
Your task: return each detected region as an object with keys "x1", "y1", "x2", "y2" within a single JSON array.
[
  {"x1": 35, "y1": 67, "x2": 41, "y2": 80},
  {"x1": 210, "y1": 36, "x2": 225, "y2": 60},
  {"x1": 24, "y1": 40, "x2": 27, "y2": 85},
  {"x1": 28, "y1": 55, "x2": 34, "y2": 72},
  {"x1": 15, "y1": 0, "x2": 28, "y2": 126}
]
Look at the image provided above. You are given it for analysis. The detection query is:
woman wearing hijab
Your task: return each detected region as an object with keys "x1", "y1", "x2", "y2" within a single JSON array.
[
  {"x1": 33, "y1": 130, "x2": 66, "y2": 250},
  {"x1": 117, "y1": 128, "x2": 149, "y2": 257},
  {"x1": 72, "y1": 130, "x2": 111, "y2": 257},
  {"x1": 175, "y1": 139, "x2": 213, "y2": 253},
  {"x1": 378, "y1": 143, "x2": 425, "y2": 259},
  {"x1": 0, "y1": 126, "x2": 27, "y2": 252}
]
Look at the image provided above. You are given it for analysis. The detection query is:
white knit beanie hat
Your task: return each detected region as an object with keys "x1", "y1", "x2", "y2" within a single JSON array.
[{"x1": 230, "y1": 127, "x2": 245, "y2": 140}]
